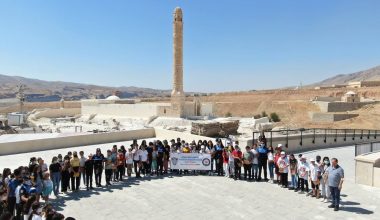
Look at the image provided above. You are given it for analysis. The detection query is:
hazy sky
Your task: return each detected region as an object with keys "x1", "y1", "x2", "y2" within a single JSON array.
[{"x1": 0, "y1": 0, "x2": 379, "y2": 92}]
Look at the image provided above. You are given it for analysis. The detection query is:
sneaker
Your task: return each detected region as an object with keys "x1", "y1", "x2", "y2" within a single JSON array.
[
  {"x1": 328, "y1": 204, "x2": 335, "y2": 208},
  {"x1": 334, "y1": 206, "x2": 339, "y2": 211}
]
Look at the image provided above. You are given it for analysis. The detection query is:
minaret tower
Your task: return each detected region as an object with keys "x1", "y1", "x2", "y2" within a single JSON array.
[{"x1": 171, "y1": 7, "x2": 185, "y2": 117}]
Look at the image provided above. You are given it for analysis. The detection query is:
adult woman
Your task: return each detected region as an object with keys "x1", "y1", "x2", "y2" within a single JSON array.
[
  {"x1": 267, "y1": 146, "x2": 275, "y2": 183},
  {"x1": 321, "y1": 156, "x2": 331, "y2": 202},
  {"x1": 1, "y1": 168, "x2": 11, "y2": 186},
  {"x1": 31, "y1": 166, "x2": 43, "y2": 202},
  {"x1": 49, "y1": 157, "x2": 61, "y2": 197}
]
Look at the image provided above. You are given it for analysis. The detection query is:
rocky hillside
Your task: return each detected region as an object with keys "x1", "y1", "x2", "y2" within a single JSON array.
[
  {"x1": 313, "y1": 65, "x2": 380, "y2": 86},
  {"x1": 0, "y1": 74, "x2": 170, "y2": 101}
]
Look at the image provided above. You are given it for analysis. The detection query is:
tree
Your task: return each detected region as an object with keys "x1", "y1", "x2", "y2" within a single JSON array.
[
  {"x1": 270, "y1": 112, "x2": 281, "y2": 122},
  {"x1": 225, "y1": 112, "x2": 232, "y2": 117}
]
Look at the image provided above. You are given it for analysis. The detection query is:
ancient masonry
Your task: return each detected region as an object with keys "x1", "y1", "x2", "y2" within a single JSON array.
[{"x1": 171, "y1": 7, "x2": 186, "y2": 118}]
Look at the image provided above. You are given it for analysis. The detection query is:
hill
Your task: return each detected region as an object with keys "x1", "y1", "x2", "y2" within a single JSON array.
[
  {"x1": 0, "y1": 74, "x2": 170, "y2": 101},
  {"x1": 312, "y1": 65, "x2": 380, "y2": 86}
]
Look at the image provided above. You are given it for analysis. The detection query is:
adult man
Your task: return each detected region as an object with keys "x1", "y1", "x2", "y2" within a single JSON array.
[
  {"x1": 326, "y1": 158, "x2": 344, "y2": 211},
  {"x1": 257, "y1": 141, "x2": 268, "y2": 181}
]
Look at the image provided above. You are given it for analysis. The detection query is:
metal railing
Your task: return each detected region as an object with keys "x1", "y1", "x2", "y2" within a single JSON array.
[
  {"x1": 253, "y1": 128, "x2": 380, "y2": 148},
  {"x1": 355, "y1": 141, "x2": 380, "y2": 156}
]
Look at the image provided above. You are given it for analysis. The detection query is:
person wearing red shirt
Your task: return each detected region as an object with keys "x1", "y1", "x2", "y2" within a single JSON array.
[
  {"x1": 232, "y1": 146, "x2": 243, "y2": 180},
  {"x1": 274, "y1": 146, "x2": 282, "y2": 184}
]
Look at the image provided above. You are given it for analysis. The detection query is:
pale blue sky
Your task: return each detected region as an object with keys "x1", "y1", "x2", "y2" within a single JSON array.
[{"x1": 0, "y1": 0, "x2": 379, "y2": 92}]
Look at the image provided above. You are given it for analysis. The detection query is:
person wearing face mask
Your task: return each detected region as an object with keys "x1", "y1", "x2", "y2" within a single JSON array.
[
  {"x1": 49, "y1": 157, "x2": 61, "y2": 197},
  {"x1": 257, "y1": 142, "x2": 268, "y2": 181},
  {"x1": 277, "y1": 151, "x2": 289, "y2": 188},
  {"x1": 321, "y1": 157, "x2": 331, "y2": 202}
]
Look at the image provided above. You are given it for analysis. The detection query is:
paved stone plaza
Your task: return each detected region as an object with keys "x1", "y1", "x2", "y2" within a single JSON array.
[{"x1": 1, "y1": 143, "x2": 379, "y2": 220}]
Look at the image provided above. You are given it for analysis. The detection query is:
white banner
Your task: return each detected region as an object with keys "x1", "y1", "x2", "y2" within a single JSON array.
[{"x1": 170, "y1": 153, "x2": 211, "y2": 170}]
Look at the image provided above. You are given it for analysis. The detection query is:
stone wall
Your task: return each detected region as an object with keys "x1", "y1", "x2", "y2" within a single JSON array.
[
  {"x1": 0, "y1": 128, "x2": 155, "y2": 155},
  {"x1": 316, "y1": 101, "x2": 373, "y2": 113},
  {"x1": 310, "y1": 112, "x2": 359, "y2": 122},
  {"x1": 82, "y1": 100, "x2": 168, "y2": 118},
  {"x1": 33, "y1": 108, "x2": 81, "y2": 119}
]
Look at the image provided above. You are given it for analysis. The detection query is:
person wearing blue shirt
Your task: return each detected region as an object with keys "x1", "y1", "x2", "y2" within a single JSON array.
[
  {"x1": 7, "y1": 168, "x2": 21, "y2": 216},
  {"x1": 257, "y1": 142, "x2": 269, "y2": 181}
]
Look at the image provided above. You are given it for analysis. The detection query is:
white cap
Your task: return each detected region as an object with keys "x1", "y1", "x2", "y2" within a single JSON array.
[
  {"x1": 301, "y1": 155, "x2": 307, "y2": 159},
  {"x1": 310, "y1": 158, "x2": 315, "y2": 162},
  {"x1": 280, "y1": 151, "x2": 285, "y2": 155},
  {"x1": 278, "y1": 144, "x2": 283, "y2": 148}
]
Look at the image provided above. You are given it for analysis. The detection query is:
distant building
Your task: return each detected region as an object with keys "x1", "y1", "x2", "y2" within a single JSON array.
[
  {"x1": 341, "y1": 91, "x2": 359, "y2": 103},
  {"x1": 347, "y1": 81, "x2": 380, "y2": 88}
]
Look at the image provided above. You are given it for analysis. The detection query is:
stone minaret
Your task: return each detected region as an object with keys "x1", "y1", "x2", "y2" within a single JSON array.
[{"x1": 171, "y1": 7, "x2": 185, "y2": 117}]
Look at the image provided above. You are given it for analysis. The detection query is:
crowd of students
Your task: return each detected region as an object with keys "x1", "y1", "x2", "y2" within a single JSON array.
[{"x1": 0, "y1": 137, "x2": 345, "y2": 220}]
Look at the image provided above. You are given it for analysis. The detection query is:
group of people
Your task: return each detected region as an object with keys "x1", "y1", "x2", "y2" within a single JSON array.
[{"x1": 0, "y1": 137, "x2": 345, "y2": 220}]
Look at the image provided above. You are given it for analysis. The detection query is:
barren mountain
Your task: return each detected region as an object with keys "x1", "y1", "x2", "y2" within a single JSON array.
[
  {"x1": 312, "y1": 65, "x2": 380, "y2": 86},
  {"x1": 0, "y1": 74, "x2": 170, "y2": 101}
]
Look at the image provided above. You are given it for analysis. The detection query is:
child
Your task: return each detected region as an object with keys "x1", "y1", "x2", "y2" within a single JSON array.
[
  {"x1": 298, "y1": 155, "x2": 310, "y2": 194},
  {"x1": 222, "y1": 148, "x2": 229, "y2": 177},
  {"x1": 105, "y1": 150, "x2": 113, "y2": 186},
  {"x1": 151, "y1": 146, "x2": 158, "y2": 176},
  {"x1": 289, "y1": 154, "x2": 298, "y2": 190},
  {"x1": 84, "y1": 154, "x2": 94, "y2": 190},
  {"x1": 41, "y1": 172, "x2": 53, "y2": 203},
  {"x1": 125, "y1": 148, "x2": 134, "y2": 177},
  {"x1": 116, "y1": 150, "x2": 125, "y2": 181}
]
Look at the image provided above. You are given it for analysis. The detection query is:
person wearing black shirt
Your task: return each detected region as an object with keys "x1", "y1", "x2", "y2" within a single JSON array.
[
  {"x1": 93, "y1": 148, "x2": 105, "y2": 187},
  {"x1": 85, "y1": 154, "x2": 94, "y2": 190},
  {"x1": 146, "y1": 142, "x2": 153, "y2": 175},
  {"x1": 156, "y1": 141, "x2": 165, "y2": 175},
  {"x1": 163, "y1": 140, "x2": 171, "y2": 174},
  {"x1": 49, "y1": 157, "x2": 61, "y2": 197}
]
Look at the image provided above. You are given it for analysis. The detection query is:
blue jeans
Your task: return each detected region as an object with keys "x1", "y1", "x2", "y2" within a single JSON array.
[
  {"x1": 268, "y1": 161, "x2": 275, "y2": 179},
  {"x1": 51, "y1": 172, "x2": 61, "y2": 196},
  {"x1": 329, "y1": 186, "x2": 341, "y2": 206},
  {"x1": 251, "y1": 164, "x2": 259, "y2": 180},
  {"x1": 291, "y1": 174, "x2": 297, "y2": 188}
]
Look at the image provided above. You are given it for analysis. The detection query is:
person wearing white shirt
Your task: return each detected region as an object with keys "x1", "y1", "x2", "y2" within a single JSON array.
[
  {"x1": 79, "y1": 151, "x2": 87, "y2": 187},
  {"x1": 140, "y1": 147, "x2": 149, "y2": 176},
  {"x1": 132, "y1": 146, "x2": 142, "y2": 178},
  {"x1": 309, "y1": 158, "x2": 321, "y2": 198},
  {"x1": 277, "y1": 151, "x2": 289, "y2": 188},
  {"x1": 125, "y1": 148, "x2": 134, "y2": 177},
  {"x1": 251, "y1": 145, "x2": 259, "y2": 181},
  {"x1": 297, "y1": 155, "x2": 310, "y2": 194}
]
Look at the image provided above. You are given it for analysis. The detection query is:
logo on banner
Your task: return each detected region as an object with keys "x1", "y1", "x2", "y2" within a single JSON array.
[
  {"x1": 202, "y1": 158, "x2": 211, "y2": 166},
  {"x1": 172, "y1": 157, "x2": 178, "y2": 165}
]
